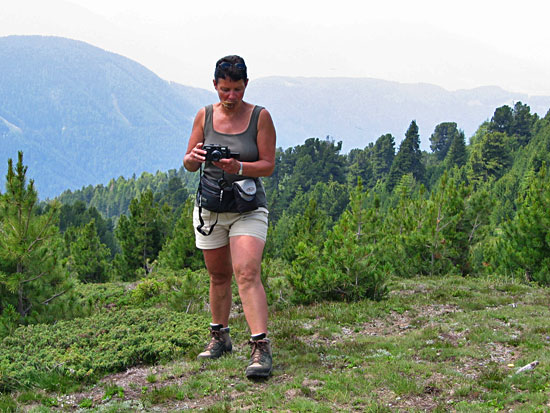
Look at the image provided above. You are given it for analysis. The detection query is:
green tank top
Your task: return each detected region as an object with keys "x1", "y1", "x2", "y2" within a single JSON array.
[{"x1": 202, "y1": 104, "x2": 268, "y2": 209}]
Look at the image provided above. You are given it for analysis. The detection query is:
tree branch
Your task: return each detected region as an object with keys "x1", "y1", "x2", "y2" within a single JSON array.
[
  {"x1": 42, "y1": 290, "x2": 67, "y2": 305},
  {"x1": 21, "y1": 270, "x2": 47, "y2": 284},
  {"x1": 468, "y1": 214, "x2": 481, "y2": 244},
  {"x1": 25, "y1": 209, "x2": 57, "y2": 254}
]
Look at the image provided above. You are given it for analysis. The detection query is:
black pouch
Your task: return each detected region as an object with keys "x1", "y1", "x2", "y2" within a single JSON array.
[
  {"x1": 232, "y1": 179, "x2": 258, "y2": 213},
  {"x1": 197, "y1": 175, "x2": 233, "y2": 212}
]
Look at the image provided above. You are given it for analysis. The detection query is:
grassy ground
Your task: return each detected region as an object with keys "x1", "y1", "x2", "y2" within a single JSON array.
[{"x1": 3, "y1": 274, "x2": 550, "y2": 412}]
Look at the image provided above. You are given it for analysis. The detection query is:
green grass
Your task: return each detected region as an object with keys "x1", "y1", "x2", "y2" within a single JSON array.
[{"x1": 2, "y1": 274, "x2": 549, "y2": 411}]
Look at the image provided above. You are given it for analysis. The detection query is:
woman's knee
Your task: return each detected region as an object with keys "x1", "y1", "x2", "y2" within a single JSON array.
[
  {"x1": 208, "y1": 269, "x2": 232, "y2": 286},
  {"x1": 234, "y1": 264, "x2": 261, "y2": 288}
]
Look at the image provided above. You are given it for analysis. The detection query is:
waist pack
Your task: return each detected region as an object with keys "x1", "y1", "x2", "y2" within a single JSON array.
[
  {"x1": 232, "y1": 179, "x2": 259, "y2": 213},
  {"x1": 196, "y1": 175, "x2": 259, "y2": 236},
  {"x1": 197, "y1": 175, "x2": 259, "y2": 214}
]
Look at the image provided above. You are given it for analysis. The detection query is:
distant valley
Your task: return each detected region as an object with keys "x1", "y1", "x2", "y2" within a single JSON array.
[{"x1": 1, "y1": 35, "x2": 549, "y2": 198}]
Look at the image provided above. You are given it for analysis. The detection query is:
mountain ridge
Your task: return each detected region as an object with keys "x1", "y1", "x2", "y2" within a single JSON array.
[
  {"x1": 0, "y1": 35, "x2": 212, "y2": 198},
  {"x1": 2, "y1": 35, "x2": 550, "y2": 198},
  {"x1": 245, "y1": 76, "x2": 550, "y2": 151}
]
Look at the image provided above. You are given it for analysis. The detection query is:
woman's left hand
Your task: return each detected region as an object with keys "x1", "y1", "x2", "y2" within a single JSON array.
[{"x1": 213, "y1": 158, "x2": 241, "y2": 175}]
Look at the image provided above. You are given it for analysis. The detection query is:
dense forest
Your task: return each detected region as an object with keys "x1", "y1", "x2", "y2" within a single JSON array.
[{"x1": 1, "y1": 101, "x2": 550, "y2": 394}]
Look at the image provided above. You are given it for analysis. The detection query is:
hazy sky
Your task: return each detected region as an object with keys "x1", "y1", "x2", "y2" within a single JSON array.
[{"x1": 3, "y1": 0, "x2": 550, "y2": 95}]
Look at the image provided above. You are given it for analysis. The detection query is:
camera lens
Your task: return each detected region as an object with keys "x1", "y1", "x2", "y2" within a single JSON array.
[{"x1": 211, "y1": 150, "x2": 222, "y2": 162}]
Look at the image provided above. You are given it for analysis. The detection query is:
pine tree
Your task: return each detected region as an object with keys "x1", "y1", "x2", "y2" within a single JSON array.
[
  {"x1": 59, "y1": 201, "x2": 116, "y2": 257},
  {"x1": 347, "y1": 146, "x2": 374, "y2": 187},
  {"x1": 158, "y1": 199, "x2": 202, "y2": 271},
  {"x1": 387, "y1": 121, "x2": 425, "y2": 191},
  {"x1": 371, "y1": 133, "x2": 395, "y2": 183},
  {"x1": 281, "y1": 197, "x2": 331, "y2": 262},
  {"x1": 467, "y1": 131, "x2": 511, "y2": 183},
  {"x1": 499, "y1": 163, "x2": 550, "y2": 284},
  {"x1": 445, "y1": 130, "x2": 467, "y2": 168},
  {"x1": 511, "y1": 101, "x2": 536, "y2": 145},
  {"x1": 430, "y1": 122, "x2": 460, "y2": 161},
  {"x1": 154, "y1": 176, "x2": 189, "y2": 215},
  {"x1": 424, "y1": 172, "x2": 475, "y2": 276},
  {"x1": 67, "y1": 220, "x2": 110, "y2": 283},
  {"x1": 384, "y1": 174, "x2": 429, "y2": 277},
  {"x1": 0, "y1": 152, "x2": 68, "y2": 317},
  {"x1": 114, "y1": 189, "x2": 171, "y2": 280},
  {"x1": 489, "y1": 105, "x2": 513, "y2": 135},
  {"x1": 287, "y1": 178, "x2": 388, "y2": 303}
]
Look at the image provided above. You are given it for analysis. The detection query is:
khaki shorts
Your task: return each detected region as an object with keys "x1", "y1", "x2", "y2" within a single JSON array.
[{"x1": 193, "y1": 206, "x2": 269, "y2": 250}]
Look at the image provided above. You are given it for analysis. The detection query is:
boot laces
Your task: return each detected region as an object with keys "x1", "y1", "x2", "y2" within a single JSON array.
[
  {"x1": 205, "y1": 330, "x2": 224, "y2": 351},
  {"x1": 249, "y1": 340, "x2": 268, "y2": 364}
]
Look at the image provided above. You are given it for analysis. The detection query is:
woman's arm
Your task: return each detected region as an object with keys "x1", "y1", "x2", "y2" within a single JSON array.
[
  {"x1": 183, "y1": 108, "x2": 206, "y2": 172},
  {"x1": 214, "y1": 108, "x2": 276, "y2": 177}
]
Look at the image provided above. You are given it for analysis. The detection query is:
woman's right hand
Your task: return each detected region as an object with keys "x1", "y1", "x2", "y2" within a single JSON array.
[
  {"x1": 189, "y1": 142, "x2": 206, "y2": 164},
  {"x1": 184, "y1": 141, "x2": 206, "y2": 172}
]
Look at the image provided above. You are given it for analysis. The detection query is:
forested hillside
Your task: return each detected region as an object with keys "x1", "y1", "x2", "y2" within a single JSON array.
[
  {"x1": 0, "y1": 35, "x2": 212, "y2": 198},
  {"x1": 4, "y1": 35, "x2": 550, "y2": 200},
  {"x1": 2, "y1": 100, "x2": 548, "y2": 308},
  {"x1": 22, "y1": 101, "x2": 548, "y2": 286}
]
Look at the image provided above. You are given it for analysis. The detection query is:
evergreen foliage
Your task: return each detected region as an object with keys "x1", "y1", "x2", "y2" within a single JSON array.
[
  {"x1": 0, "y1": 307, "x2": 206, "y2": 391},
  {"x1": 430, "y1": 122, "x2": 460, "y2": 161},
  {"x1": 371, "y1": 133, "x2": 395, "y2": 183},
  {"x1": 489, "y1": 105, "x2": 514, "y2": 135},
  {"x1": 489, "y1": 102, "x2": 538, "y2": 146},
  {"x1": 383, "y1": 174, "x2": 430, "y2": 277},
  {"x1": 387, "y1": 121, "x2": 425, "y2": 191},
  {"x1": 0, "y1": 152, "x2": 70, "y2": 318},
  {"x1": 2, "y1": 97, "x2": 550, "y2": 357},
  {"x1": 66, "y1": 220, "x2": 111, "y2": 283},
  {"x1": 59, "y1": 201, "x2": 117, "y2": 256},
  {"x1": 511, "y1": 102, "x2": 537, "y2": 145},
  {"x1": 157, "y1": 199, "x2": 203, "y2": 271},
  {"x1": 288, "y1": 178, "x2": 388, "y2": 303},
  {"x1": 467, "y1": 131, "x2": 511, "y2": 183},
  {"x1": 278, "y1": 198, "x2": 331, "y2": 263},
  {"x1": 265, "y1": 137, "x2": 347, "y2": 221},
  {"x1": 445, "y1": 129, "x2": 467, "y2": 168},
  {"x1": 498, "y1": 163, "x2": 550, "y2": 284},
  {"x1": 114, "y1": 190, "x2": 171, "y2": 280},
  {"x1": 347, "y1": 145, "x2": 374, "y2": 187},
  {"x1": 57, "y1": 168, "x2": 196, "y2": 219}
]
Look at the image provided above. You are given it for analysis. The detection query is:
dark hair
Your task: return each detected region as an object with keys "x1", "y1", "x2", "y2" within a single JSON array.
[{"x1": 214, "y1": 55, "x2": 248, "y2": 82}]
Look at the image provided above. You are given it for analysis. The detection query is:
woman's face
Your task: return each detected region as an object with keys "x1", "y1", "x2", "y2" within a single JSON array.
[{"x1": 214, "y1": 77, "x2": 248, "y2": 109}]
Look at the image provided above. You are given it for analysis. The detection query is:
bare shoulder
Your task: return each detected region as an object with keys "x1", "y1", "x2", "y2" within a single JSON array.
[
  {"x1": 194, "y1": 107, "x2": 206, "y2": 123},
  {"x1": 257, "y1": 107, "x2": 274, "y2": 127},
  {"x1": 256, "y1": 107, "x2": 276, "y2": 149}
]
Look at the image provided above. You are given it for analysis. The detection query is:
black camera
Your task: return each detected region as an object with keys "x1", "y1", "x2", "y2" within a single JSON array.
[{"x1": 203, "y1": 144, "x2": 240, "y2": 162}]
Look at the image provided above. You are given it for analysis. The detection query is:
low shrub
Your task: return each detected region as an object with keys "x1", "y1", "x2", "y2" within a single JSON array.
[
  {"x1": 130, "y1": 267, "x2": 210, "y2": 313},
  {"x1": 0, "y1": 307, "x2": 207, "y2": 391}
]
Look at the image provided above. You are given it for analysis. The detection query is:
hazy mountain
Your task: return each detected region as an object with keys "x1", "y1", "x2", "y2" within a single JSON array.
[
  {"x1": 2, "y1": 35, "x2": 550, "y2": 199},
  {"x1": 245, "y1": 77, "x2": 550, "y2": 151},
  {"x1": 0, "y1": 35, "x2": 212, "y2": 198}
]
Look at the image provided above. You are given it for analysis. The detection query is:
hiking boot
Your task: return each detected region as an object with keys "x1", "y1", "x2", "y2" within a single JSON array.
[
  {"x1": 245, "y1": 338, "x2": 272, "y2": 378},
  {"x1": 197, "y1": 327, "x2": 232, "y2": 359}
]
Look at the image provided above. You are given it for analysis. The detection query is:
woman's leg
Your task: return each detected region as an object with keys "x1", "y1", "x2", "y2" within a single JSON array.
[
  {"x1": 230, "y1": 235, "x2": 268, "y2": 335},
  {"x1": 202, "y1": 244, "x2": 233, "y2": 327}
]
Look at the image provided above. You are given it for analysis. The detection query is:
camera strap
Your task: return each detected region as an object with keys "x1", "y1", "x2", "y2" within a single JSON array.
[{"x1": 196, "y1": 164, "x2": 223, "y2": 236}]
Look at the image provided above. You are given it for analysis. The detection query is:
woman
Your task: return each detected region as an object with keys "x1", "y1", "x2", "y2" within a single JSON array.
[{"x1": 183, "y1": 55, "x2": 276, "y2": 378}]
